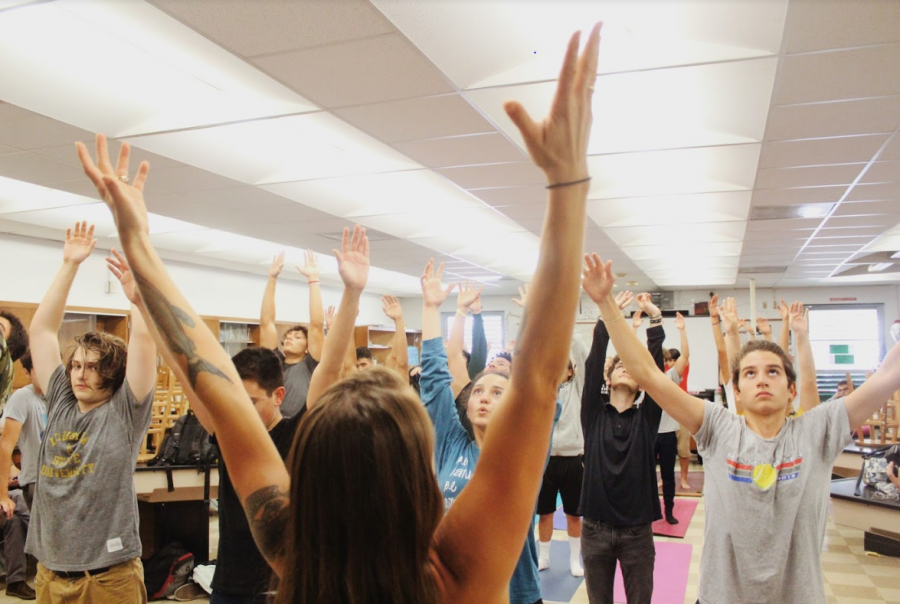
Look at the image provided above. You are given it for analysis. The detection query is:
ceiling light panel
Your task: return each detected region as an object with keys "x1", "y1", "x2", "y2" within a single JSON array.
[
  {"x1": 466, "y1": 59, "x2": 776, "y2": 157},
  {"x1": 127, "y1": 113, "x2": 419, "y2": 185},
  {"x1": 372, "y1": 0, "x2": 787, "y2": 89},
  {"x1": 587, "y1": 191, "x2": 752, "y2": 228},
  {"x1": 587, "y1": 144, "x2": 762, "y2": 200},
  {"x1": 603, "y1": 221, "x2": 747, "y2": 248},
  {"x1": 0, "y1": 176, "x2": 92, "y2": 214},
  {"x1": 0, "y1": 0, "x2": 318, "y2": 137}
]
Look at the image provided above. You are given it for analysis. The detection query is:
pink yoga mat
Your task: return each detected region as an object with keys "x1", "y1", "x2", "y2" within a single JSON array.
[
  {"x1": 652, "y1": 497, "x2": 698, "y2": 538},
  {"x1": 614, "y1": 541, "x2": 692, "y2": 604}
]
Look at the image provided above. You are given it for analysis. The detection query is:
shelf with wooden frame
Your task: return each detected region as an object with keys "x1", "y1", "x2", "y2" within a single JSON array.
[{"x1": 354, "y1": 324, "x2": 422, "y2": 364}]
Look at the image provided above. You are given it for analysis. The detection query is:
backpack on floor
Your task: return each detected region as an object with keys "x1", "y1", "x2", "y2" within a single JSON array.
[
  {"x1": 149, "y1": 410, "x2": 218, "y2": 467},
  {"x1": 143, "y1": 541, "x2": 195, "y2": 600}
]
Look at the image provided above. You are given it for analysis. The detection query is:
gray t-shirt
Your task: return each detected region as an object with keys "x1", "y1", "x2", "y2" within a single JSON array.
[
  {"x1": 657, "y1": 368, "x2": 683, "y2": 434},
  {"x1": 2, "y1": 384, "x2": 47, "y2": 487},
  {"x1": 694, "y1": 399, "x2": 851, "y2": 604},
  {"x1": 26, "y1": 365, "x2": 153, "y2": 571},
  {"x1": 278, "y1": 351, "x2": 318, "y2": 418}
]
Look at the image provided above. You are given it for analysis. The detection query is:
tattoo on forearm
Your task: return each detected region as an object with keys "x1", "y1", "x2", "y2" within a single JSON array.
[
  {"x1": 245, "y1": 485, "x2": 289, "y2": 563},
  {"x1": 133, "y1": 273, "x2": 231, "y2": 388}
]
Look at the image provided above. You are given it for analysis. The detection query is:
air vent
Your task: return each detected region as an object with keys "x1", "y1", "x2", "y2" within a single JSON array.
[
  {"x1": 738, "y1": 266, "x2": 787, "y2": 274},
  {"x1": 317, "y1": 228, "x2": 397, "y2": 242},
  {"x1": 749, "y1": 203, "x2": 834, "y2": 221}
]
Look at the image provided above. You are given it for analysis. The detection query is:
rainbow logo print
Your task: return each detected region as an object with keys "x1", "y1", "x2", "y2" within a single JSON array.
[{"x1": 726, "y1": 457, "x2": 802, "y2": 491}]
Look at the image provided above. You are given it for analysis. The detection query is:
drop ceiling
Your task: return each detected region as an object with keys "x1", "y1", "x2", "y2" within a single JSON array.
[{"x1": 0, "y1": 0, "x2": 899, "y2": 295}]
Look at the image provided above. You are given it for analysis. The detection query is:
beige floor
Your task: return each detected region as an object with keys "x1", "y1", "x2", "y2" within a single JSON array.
[{"x1": 1, "y1": 487, "x2": 898, "y2": 603}]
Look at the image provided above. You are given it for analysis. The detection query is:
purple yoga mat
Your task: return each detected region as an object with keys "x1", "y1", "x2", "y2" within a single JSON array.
[
  {"x1": 652, "y1": 497, "x2": 698, "y2": 538},
  {"x1": 553, "y1": 505, "x2": 568, "y2": 530},
  {"x1": 613, "y1": 541, "x2": 692, "y2": 604}
]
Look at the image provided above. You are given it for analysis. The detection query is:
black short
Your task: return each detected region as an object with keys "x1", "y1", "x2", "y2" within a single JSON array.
[{"x1": 537, "y1": 455, "x2": 584, "y2": 516}]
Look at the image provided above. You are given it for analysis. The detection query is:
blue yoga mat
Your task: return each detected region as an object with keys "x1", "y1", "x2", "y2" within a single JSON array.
[{"x1": 539, "y1": 540, "x2": 585, "y2": 603}]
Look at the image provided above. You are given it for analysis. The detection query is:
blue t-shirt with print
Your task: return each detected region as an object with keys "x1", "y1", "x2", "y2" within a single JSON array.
[{"x1": 421, "y1": 337, "x2": 559, "y2": 604}]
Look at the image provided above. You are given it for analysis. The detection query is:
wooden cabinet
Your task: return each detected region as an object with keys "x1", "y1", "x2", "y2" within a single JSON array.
[{"x1": 354, "y1": 325, "x2": 422, "y2": 365}]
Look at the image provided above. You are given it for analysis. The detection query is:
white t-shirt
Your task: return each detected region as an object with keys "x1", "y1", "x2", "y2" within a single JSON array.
[
  {"x1": 657, "y1": 367, "x2": 682, "y2": 433},
  {"x1": 2, "y1": 384, "x2": 47, "y2": 486}
]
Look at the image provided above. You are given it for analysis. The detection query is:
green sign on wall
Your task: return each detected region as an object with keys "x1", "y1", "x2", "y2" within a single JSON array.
[
  {"x1": 834, "y1": 354, "x2": 855, "y2": 365},
  {"x1": 830, "y1": 344, "x2": 850, "y2": 354}
]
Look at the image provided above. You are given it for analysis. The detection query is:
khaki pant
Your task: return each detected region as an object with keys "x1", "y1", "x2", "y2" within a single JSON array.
[{"x1": 36, "y1": 558, "x2": 147, "y2": 604}]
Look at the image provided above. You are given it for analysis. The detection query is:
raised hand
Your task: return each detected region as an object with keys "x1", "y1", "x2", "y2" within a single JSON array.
[
  {"x1": 511, "y1": 284, "x2": 529, "y2": 308},
  {"x1": 615, "y1": 290, "x2": 634, "y2": 311},
  {"x1": 382, "y1": 294, "x2": 403, "y2": 321},
  {"x1": 76, "y1": 133, "x2": 150, "y2": 236},
  {"x1": 325, "y1": 305, "x2": 336, "y2": 331},
  {"x1": 106, "y1": 248, "x2": 140, "y2": 305},
  {"x1": 756, "y1": 316, "x2": 772, "y2": 336},
  {"x1": 675, "y1": 311, "x2": 686, "y2": 331},
  {"x1": 504, "y1": 23, "x2": 601, "y2": 184},
  {"x1": 420, "y1": 259, "x2": 456, "y2": 308},
  {"x1": 789, "y1": 301, "x2": 809, "y2": 335},
  {"x1": 333, "y1": 225, "x2": 369, "y2": 292},
  {"x1": 738, "y1": 319, "x2": 751, "y2": 334},
  {"x1": 778, "y1": 298, "x2": 790, "y2": 322},
  {"x1": 268, "y1": 252, "x2": 285, "y2": 279},
  {"x1": 297, "y1": 249, "x2": 320, "y2": 282},
  {"x1": 635, "y1": 293, "x2": 661, "y2": 318},
  {"x1": 582, "y1": 253, "x2": 615, "y2": 304},
  {"x1": 709, "y1": 294, "x2": 719, "y2": 320},
  {"x1": 63, "y1": 221, "x2": 97, "y2": 265},
  {"x1": 632, "y1": 309, "x2": 644, "y2": 330},
  {"x1": 471, "y1": 294, "x2": 483, "y2": 315},
  {"x1": 719, "y1": 297, "x2": 739, "y2": 334},
  {"x1": 458, "y1": 279, "x2": 486, "y2": 311}
]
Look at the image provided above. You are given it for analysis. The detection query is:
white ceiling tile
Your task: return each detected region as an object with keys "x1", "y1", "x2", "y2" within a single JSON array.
[
  {"x1": 149, "y1": 0, "x2": 394, "y2": 58},
  {"x1": 765, "y1": 97, "x2": 900, "y2": 140},
  {"x1": 0, "y1": 104, "x2": 94, "y2": 150},
  {"x1": 775, "y1": 44, "x2": 900, "y2": 105},
  {"x1": 334, "y1": 95, "x2": 494, "y2": 144},
  {"x1": 470, "y1": 185, "x2": 547, "y2": 207},
  {"x1": 31, "y1": 143, "x2": 183, "y2": 170},
  {"x1": 437, "y1": 162, "x2": 544, "y2": 190},
  {"x1": 751, "y1": 186, "x2": 845, "y2": 206},
  {"x1": 844, "y1": 182, "x2": 900, "y2": 202},
  {"x1": 146, "y1": 165, "x2": 244, "y2": 193},
  {"x1": 588, "y1": 191, "x2": 751, "y2": 228},
  {"x1": 825, "y1": 215, "x2": 900, "y2": 228},
  {"x1": 183, "y1": 186, "x2": 301, "y2": 212},
  {"x1": 746, "y1": 218, "x2": 822, "y2": 231},
  {"x1": 755, "y1": 164, "x2": 864, "y2": 189},
  {"x1": 759, "y1": 135, "x2": 889, "y2": 168},
  {"x1": 744, "y1": 229, "x2": 813, "y2": 241},
  {"x1": 784, "y1": 0, "x2": 900, "y2": 53},
  {"x1": 0, "y1": 152, "x2": 85, "y2": 186},
  {"x1": 881, "y1": 135, "x2": 900, "y2": 161},
  {"x1": 393, "y1": 133, "x2": 526, "y2": 169},
  {"x1": 605, "y1": 221, "x2": 746, "y2": 247},
  {"x1": 861, "y1": 160, "x2": 900, "y2": 183},
  {"x1": 252, "y1": 34, "x2": 453, "y2": 109},
  {"x1": 833, "y1": 202, "x2": 900, "y2": 218},
  {"x1": 0, "y1": 143, "x2": 16, "y2": 155},
  {"x1": 809, "y1": 235, "x2": 874, "y2": 246}
]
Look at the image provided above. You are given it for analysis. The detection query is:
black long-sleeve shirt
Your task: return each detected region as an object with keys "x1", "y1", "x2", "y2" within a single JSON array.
[{"x1": 578, "y1": 320, "x2": 666, "y2": 525}]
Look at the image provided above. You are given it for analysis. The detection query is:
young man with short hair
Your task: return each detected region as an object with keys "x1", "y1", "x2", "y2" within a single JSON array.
[
  {"x1": 27, "y1": 222, "x2": 156, "y2": 604},
  {"x1": 0, "y1": 310, "x2": 29, "y2": 414},
  {"x1": 195, "y1": 348, "x2": 302, "y2": 604},
  {"x1": 259, "y1": 251, "x2": 324, "y2": 418},
  {"x1": 355, "y1": 346, "x2": 374, "y2": 371}
]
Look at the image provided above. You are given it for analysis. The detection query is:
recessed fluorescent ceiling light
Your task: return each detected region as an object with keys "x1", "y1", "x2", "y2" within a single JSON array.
[
  {"x1": 588, "y1": 191, "x2": 752, "y2": 228},
  {"x1": 127, "y1": 113, "x2": 419, "y2": 185},
  {"x1": 0, "y1": 0, "x2": 317, "y2": 137},
  {"x1": 372, "y1": 0, "x2": 786, "y2": 88},
  {"x1": 868, "y1": 262, "x2": 893, "y2": 272},
  {"x1": 603, "y1": 222, "x2": 746, "y2": 247},
  {"x1": 0, "y1": 176, "x2": 93, "y2": 214}
]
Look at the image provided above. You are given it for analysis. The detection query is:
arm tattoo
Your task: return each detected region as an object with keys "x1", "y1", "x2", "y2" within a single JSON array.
[
  {"x1": 133, "y1": 273, "x2": 231, "y2": 389},
  {"x1": 245, "y1": 485, "x2": 290, "y2": 564}
]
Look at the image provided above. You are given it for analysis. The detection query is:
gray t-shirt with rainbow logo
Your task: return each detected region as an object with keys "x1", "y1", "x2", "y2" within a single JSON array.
[{"x1": 694, "y1": 399, "x2": 851, "y2": 604}]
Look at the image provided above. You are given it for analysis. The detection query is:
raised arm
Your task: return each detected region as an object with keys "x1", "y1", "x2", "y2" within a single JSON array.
[
  {"x1": 421, "y1": 260, "x2": 455, "y2": 343},
  {"x1": 632, "y1": 308, "x2": 643, "y2": 334},
  {"x1": 381, "y1": 294, "x2": 409, "y2": 379},
  {"x1": 29, "y1": 221, "x2": 96, "y2": 393},
  {"x1": 434, "y1": 25, "x2": 599, "y2": 600},
  {"x1": 582, "y1": 293, "x2": 631, "y2": 418},
  {"x1": 259, "y1": 252, "x2": 284, "y2": 350},
  {"x1": 584, "y1": 254, "x2": 705, "y2": 434},
  {"x1": 78, "y1": 135, "x2": 288, "y2": 574},
  {"x1": 709, "y1": 295, "x2": 729, "y2": 385},
  {"x1": 297, "y1": 250, "x2": 324, "y2": 362},
  {"x1": 305, "y1": 227, "x2": 368, "y2": 408},
  {"x1": 719, "y1": 297, "x2": 744, "y2": 413},
  {"x1": 468, "y1": 298, "x2": 488, "y2": 379},
  {"x1": 449, "y1": 281, "x2": 484, "y2": 396},
  {"x1": 778, "y1": 298, "x2": 790, "y2": 353},
  {"x1": 672, "y1": 311, "x2": 690, "y2": 378},
  {"x1": 789, "y1": 301, "x2": 820, "y2": 412},
  {"x1": 756, "y1": 317, "x2": 773, "y2": 343},
  {"x1": 845, "y1": 339, "x2": 900, "y2": 430}
]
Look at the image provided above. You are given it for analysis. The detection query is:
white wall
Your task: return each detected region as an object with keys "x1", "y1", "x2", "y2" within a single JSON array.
[
  {"x1": 0, "y1": 233, "x2": 386, "y2": 324},
  {"x1": 398, "y1": 284, "x2": 900, "y2": 392}
]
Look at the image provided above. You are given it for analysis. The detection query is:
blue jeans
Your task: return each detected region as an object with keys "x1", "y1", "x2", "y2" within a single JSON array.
[
  {"x1": 210, "y1": 591, "x2": 268, "y2": 604},
  {"x1": 582, "y1": 518, "x2": 655, "y2": 604}
]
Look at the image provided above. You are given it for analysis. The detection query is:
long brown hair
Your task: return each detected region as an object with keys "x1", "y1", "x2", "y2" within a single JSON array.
[
  {"x1": 64, "y1": 331, "x2": 128, "y2": 393},
  {"x1": 276, "y1": 367, "x2": 443, "y2": 604}
]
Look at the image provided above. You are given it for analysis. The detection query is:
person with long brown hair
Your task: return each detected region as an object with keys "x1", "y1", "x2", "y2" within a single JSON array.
[{"x1": 75, "y1": 21, "x2": 600, "y2": 604}]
